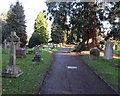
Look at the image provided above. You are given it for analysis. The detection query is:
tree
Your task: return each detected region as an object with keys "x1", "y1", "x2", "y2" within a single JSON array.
[
  {"x1": 46, "y1": 2, "x2": 100, "y2": 51},
  {"x1": 28, "y1": 33, "x2": 40, "y2": 48},
  {"x1": 4, "y1": 1, "x2": 27, "y2": 47},
  {"x1": 1, "y1": 12, "x2": 7, "y2": 43},
  {"x1": 34, "y1": 11, "x2": 49, "y2": 44},
  {"x1": 28, "y1": 11, "x2": 48, "y2": 48},
  {"x1": 51, "y1": 22, "x2": 64, "y2": 43},
  {"x1": 72, "y1": 2, "x2": 101, "y2": 51},
  {"x1": 107, "y1": 2, "x2": 120, "y2": 40},
  {"x1": 45, "y1": 2, "x2": 70, "y2": 43}
]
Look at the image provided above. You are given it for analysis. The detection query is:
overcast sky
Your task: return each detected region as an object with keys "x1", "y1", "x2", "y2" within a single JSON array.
[{"x1": 0, "y1": 0, "x2": 52, "y2": 39}]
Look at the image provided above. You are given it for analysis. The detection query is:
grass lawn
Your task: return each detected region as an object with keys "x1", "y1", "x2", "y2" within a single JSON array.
[
  {"x1": 2, "y1": 46, "x2": 63, "y2": 94},
  {"x1": 81, "y1": 55, "x2": 120, "y2": 93},
  {"x1": 114, "y1": 50, "x2": 120, "y2": 54}
]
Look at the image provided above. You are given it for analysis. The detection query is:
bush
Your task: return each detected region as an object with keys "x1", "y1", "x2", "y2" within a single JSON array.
[
  {"x1": 28, "y1": 33, "x2": 41, "y2": 48},
  {"x1": 90, "y1": 48, "x2": 100, "y2": 59}
]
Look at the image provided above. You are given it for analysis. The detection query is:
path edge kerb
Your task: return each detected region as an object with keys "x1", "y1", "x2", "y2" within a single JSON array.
[{"x1": 76, "y1": 53, "x2": 120, "y2": 95}]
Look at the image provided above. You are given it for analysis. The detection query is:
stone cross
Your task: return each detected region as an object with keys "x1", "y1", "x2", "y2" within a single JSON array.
[
  {"x1": 2, "y1": 39, "x2": 7, "y2": 54},
  {"x1": 16, "y1": 41, "x2": 21, "y2": 48},
  {"x1": 2, "y1": 31, "x2": 23, "y2": 77},
  {"x1": 104, "y1": 41, "x2": 113, "y2": 60}
]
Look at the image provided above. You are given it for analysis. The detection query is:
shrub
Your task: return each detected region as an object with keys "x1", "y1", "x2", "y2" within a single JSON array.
[{"x1": 28, "y1": 33, "x2": 41, "y2": 48}]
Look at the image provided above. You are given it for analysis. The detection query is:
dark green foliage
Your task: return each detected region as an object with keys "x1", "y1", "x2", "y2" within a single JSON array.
[
  {"x1": 1, "y1": 12, "x2": 7, "y2": 43},
  {"x1": 28, "y1": 11, "x2": 48, "y2": 48},
  {"x1": 98, "y1": 2, "x2": 120, "y2": 41},
  {"x1": 108, "y1": 2, "x2": 120, "y2": 40},
  {"x1": 28, "y1": 33, "x2": 41, "y2": 48},
  {"x1": 34, "y1": 11, "x2": 49, "y2": 44},
  {"x1": 46, "y1": 2, "x2": 100, "y2": 48},
  {"x1": 46, "y1": 2, "x2": 69, "y2": 42},
  {"x1": 3, "y1": 1, "x2": 27, "y2": 47},
  {"x1": 51, "y1": 23, "x2": 64, "y2": 43}
]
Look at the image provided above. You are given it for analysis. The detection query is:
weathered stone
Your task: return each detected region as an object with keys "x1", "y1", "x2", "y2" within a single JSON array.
[
  {"x1": 2, "y1": 31, "x2": 23, "y2": 77},
  {"x1": 104, "y1": 41, "x2": 113, "y2": 60},
  {"x1": 89, "y1": 48, "x2": 100, "y2": 60},
  {"x1": 32, "y1": 55, "x2": 41, "y2": 62},
  {"x1": 2, "y1": 39, "x2": 7, "y2": 54}
]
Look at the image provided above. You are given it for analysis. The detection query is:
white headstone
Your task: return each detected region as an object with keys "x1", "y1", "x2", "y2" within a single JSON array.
[{"x1": 104, "y1": 41, "x2": 113, "y2": 60}]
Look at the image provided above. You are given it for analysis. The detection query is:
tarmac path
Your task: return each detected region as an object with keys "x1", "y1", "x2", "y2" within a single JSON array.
[{"x1": 40, "y1": 45, "x2": 118, "y2": 94}]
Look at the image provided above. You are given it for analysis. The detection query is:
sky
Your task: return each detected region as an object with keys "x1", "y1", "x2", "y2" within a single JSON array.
[{"x1": 0, "y1": 0, "x2": 52, "y2": 39}]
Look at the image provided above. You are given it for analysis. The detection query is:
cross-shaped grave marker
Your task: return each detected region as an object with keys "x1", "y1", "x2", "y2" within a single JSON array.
[{"x1": 2, "y1": 31, "x2": 23, "y2": 77}]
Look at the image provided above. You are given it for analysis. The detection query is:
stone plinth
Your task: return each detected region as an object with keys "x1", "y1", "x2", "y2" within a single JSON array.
[{"x1": 2, "y1": 65, "x2": 23, "y2": 77}]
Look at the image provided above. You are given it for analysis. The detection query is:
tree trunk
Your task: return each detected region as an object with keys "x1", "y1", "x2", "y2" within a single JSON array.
[{"x1": 73, "y1": 28, "x2": 99, "y2": 52}]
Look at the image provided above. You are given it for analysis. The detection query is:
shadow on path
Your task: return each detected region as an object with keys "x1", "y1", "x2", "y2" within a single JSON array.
[{"x1": 39, "y1": 45, "x2": 118, "y2": 94}]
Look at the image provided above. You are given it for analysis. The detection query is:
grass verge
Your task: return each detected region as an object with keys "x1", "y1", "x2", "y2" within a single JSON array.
[
  {"x1": 81, "y1": 55, "x2": 120, "y2": 93},
  {"x1": 2, "y1": 47, "x2": 63, "y2": 94},
  {"x1": 114, "y1": 50, "x2": 120, "y2": 54}
]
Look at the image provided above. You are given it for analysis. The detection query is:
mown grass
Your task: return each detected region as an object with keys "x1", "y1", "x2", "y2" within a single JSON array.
[
  {"x1": 2, "y1": 46, "x2": 63, "y2": 94},
  {"x1": 81, "y1": 55, "x2": 120, "y2": 93},
  {"x1": 114, "y1": 50, "x2": 120, "y2": 54}
]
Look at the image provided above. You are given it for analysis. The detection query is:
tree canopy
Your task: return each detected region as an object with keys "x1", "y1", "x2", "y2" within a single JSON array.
[
  {"x1": 28, "y1": 11, "x2": 48, "y2": 48},
  {"x1": 51, "y1": 22, "x2": 64, "y2": 43},
  {"x1": 44, "y1": 1, "x2": 120, "y2": 51},
  {"x1": 2, "y1": 1, "x2": 27, "y2": 47}
]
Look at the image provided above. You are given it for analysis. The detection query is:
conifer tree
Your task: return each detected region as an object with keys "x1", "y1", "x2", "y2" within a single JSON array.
[
  {"x1": 34, "y1": 11, "x2": 49, "y2": 44},
  {"x1": 28, "y1": 11, "x2": 48, "y2": 48},
  {"x1": 4, "y1": 1, "x2": 27, "y2": 47},
  {"x1": 51, "y1": 22, "x2": 64, "y2": 43}
]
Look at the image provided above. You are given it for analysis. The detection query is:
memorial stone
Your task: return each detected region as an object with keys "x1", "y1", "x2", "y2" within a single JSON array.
[
  {"x1": 104, "y1": 41, "x2": 113, "y2": 60},
  {"x1": 2, "y1": 31, "x2": 23, "y2": 77},
  {"x1": 89, "y1": 48, "x2": 100, "y2": 60}
]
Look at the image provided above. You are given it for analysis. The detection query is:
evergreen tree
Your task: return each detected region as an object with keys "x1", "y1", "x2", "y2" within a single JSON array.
[
  {"x1": 4, "y1": 1, "x2": 27, "y2": 47},
  {"x1": 46, "y1": 2, "x2": 100, "y2": 51},
  {"x1": 34, "y1": 11, "x2": 48, "y2": 44},
  {"x1": 1, "y1": 12, "x2": 7, "y2": 43},
  {"x1": 28, "y1": 33, "x2": 40, "y2": 48},
  {"x1": 51, "y1": 22, "x2": 64, "y2": 43},
  {"x1": 108, "y1": 2, "x2": 120, "y2": 40}
]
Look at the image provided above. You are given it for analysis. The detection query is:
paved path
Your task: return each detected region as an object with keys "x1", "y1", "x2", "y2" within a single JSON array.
[{"x1": 40, "y1": 45, "x2": 118, "y2": 94}]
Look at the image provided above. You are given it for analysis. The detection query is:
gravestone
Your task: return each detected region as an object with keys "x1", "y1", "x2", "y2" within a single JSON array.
[
  {"x1": 104, "y1": 41, "x2": 113, "y2": 60},
  {"x1": 32, "y1": 55, "x2": 41, "y2": 62},
  {"x1": 2, "y1": 39, "x2": 7, "y2": 54},
  {"x1": 34, "y1": 46, "x2": 40, "y2": 54},
  {"x1": 2, "y1": 31, "x2": 23, "y2": 77},
  {"x1": 89, "y1": 48, "x2": 100, "y2": 60},
  {"x1": 16, "y1": 41, "x2": 26, "y2": 58}
]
